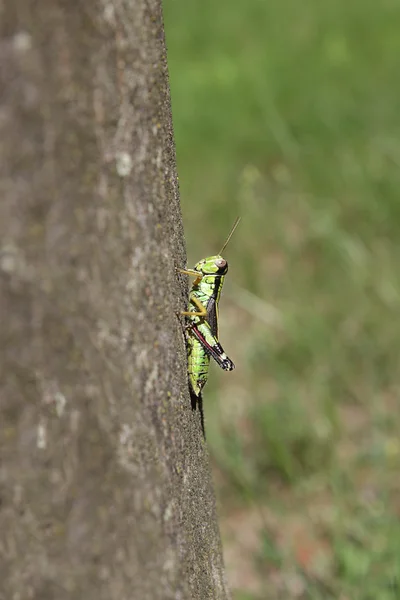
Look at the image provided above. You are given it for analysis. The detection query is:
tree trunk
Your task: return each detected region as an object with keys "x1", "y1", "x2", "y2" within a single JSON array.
[{"x1": 0, "y1": 1, "x2": 230, "y2": 598}]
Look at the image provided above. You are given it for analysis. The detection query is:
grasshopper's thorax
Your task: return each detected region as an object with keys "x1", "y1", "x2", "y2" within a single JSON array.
[{"x1": 193, "y1": 254, "x2": 228, "y2": 298}]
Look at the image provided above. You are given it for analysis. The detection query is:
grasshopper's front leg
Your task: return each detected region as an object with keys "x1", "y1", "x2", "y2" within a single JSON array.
[
  {"x1": 176, "y1": 267, "x2": 206, "y2": 316},
  {"x1": 180, "y1": 295, "x2": 208, "y2": 318},
  {"x1": 177, "y1": 267, "x2": 203, "y2": 287}
]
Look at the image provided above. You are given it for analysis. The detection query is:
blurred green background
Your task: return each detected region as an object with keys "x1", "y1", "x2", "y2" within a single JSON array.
[{"x1": 164, "y1": 0, "x2": 400, "y2": 597}]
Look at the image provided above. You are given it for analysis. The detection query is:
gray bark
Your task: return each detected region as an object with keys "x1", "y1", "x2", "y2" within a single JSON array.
[{"x1": 0, "y1": 1, "x2": 230, "y2": 598}]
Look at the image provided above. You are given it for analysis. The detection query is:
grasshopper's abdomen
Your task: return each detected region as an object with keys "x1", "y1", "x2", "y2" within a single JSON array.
[{"x1": 187, "y1": 330, "x2": 211, "y2": 397}]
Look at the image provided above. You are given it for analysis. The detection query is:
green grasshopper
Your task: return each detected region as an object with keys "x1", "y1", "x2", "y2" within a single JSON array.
[{"x1": 179, "y1": 217, "x2": 240, "y2": 399}]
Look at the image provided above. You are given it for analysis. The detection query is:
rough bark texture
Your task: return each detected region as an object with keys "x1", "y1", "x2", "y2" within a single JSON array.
[{"x1": 0, "y1": 1, "x2": 230, "y2": 598}]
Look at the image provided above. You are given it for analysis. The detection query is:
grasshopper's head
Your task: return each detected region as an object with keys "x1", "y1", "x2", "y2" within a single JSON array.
[
  {"x1": 194, "y1": 255, "x2": 228, "y2": 276},
  {"x1": 193, "y1": 217, "x2": 240, "y2": 278}
]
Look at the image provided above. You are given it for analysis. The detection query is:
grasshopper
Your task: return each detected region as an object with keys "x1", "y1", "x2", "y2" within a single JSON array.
[{"x1": 178, "y1": 217, "x2": 240, "y2": 399}]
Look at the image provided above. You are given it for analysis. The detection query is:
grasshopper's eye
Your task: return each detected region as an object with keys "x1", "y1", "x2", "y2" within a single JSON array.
[{"x1": 215, "y1": 258, "x2": 227, "y2": 269}]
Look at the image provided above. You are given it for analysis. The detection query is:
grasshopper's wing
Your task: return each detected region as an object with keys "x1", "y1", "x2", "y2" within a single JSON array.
[{"x1": 206, "y1": 297, "x2": 219, "y2": 338}]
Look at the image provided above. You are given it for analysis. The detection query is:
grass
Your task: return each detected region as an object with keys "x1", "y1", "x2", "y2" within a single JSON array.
[{"x1": 163, "y1": 0, "x2": 400, "y2": 597}]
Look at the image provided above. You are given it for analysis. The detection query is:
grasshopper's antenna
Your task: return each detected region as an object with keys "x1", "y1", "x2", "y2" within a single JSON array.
[{"x1": 218, "y1": 216, "x2": 241, "y2": 256}]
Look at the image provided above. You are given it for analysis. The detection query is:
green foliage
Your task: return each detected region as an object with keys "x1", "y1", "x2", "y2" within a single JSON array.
[
  {"x1": 164, "y1": 0, "x2": 400, "y2": 597},
  {"x1": 333, "y1": 510, "x2": 400, "y2": 599}
]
